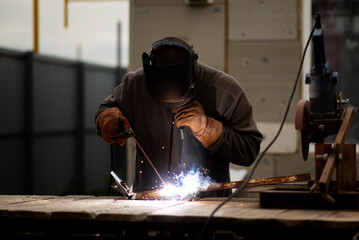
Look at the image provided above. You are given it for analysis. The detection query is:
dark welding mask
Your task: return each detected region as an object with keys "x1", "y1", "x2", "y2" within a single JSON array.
[{"x1": 142, "y1": 38, "x2": 199, "y2": 108}]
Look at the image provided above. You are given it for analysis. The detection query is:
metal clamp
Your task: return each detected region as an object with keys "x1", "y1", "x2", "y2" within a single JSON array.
[{"x1": 110, "y1": 171, "x2": 135, "y2": 199}]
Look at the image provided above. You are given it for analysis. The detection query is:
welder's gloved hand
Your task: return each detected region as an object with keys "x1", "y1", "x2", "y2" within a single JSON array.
[
  {"x1": 172, "y1": 101, "x2": 223, "y2": 148},
  {"x1": 97, "y1": 107, "x2": 130, "y2": 146}
]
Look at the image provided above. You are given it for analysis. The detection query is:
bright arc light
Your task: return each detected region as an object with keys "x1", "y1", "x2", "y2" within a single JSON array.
[{"x1": 159, "y1": 169, "x2": 215, "y2": 200}]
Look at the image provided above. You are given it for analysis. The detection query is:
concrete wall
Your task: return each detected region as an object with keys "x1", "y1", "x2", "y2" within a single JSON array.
[
  {"x1": 226, "y1": 0, "x2": 308, "y2": 179},
  {"x1": 129, "y1": 0, "x2": 225, "y2": 71}
]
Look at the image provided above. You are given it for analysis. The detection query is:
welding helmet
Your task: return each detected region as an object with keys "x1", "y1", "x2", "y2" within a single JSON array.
[{"x1": 142, "y1": 37, "x2": 199, "y2": 108}]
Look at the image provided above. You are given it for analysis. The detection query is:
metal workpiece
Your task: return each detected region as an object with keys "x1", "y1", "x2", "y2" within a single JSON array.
[{"x1": 131, "y1": 173, "x2": 311, "y2": 200}]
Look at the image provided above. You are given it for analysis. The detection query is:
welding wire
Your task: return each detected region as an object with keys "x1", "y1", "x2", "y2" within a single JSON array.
[
  {"x1": 132, "y1": 136, "x2": 166, "y2": 185},
  {"x1": 107, "y1": 144, "x2": 115, "y2": 196}
]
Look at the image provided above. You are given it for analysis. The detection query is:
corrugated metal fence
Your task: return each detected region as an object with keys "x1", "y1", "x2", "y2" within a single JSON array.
[{"x1": 0, "y1": 48, "x2": 126, "y2": 195}]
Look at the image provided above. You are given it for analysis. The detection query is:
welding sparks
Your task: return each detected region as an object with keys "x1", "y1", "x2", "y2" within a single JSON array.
[{"x1": 158, "y1": 169, "x2": 216, "y2": 200}]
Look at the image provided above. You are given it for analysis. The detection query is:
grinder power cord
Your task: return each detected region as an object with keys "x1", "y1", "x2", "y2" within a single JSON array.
[{"x1": 196, "y1": 14, "x2": 318, "y2": 240}]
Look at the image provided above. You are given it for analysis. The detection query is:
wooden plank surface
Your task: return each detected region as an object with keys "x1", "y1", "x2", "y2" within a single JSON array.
[
  {"x1": 147, "y1": 197, "x2": 359, "y2": 229},
  {"x1": 0, "y1": 195, "x2": 58, "y2": 205},
  {"x1": 314, "y1": 210, "x2": 359, "y2": 229},
  {"x1": 94, "y1": 198, "x2": 188, "y2": 221},
  {"x1": 0, "y1": 195, "x2": 188, "y2": 221},
  {"x1": 0, "y1": 195, "x2": 92, "y2": 219},
  {"x1": 268, "y1": 209, "x2": 334, "y2": 228},
  {"x1": 1, "y1": 195, "x2": 359, "y2": 231}
]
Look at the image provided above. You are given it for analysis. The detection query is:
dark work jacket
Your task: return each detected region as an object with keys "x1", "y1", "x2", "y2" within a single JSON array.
[{"x1": 95, "y1": 63, "x2": 263, "y2": 197}]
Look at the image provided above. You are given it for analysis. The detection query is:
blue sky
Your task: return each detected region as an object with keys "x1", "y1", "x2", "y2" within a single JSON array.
[{"x1": 0, "y1": 0, "x2": 129, "y2": 67}]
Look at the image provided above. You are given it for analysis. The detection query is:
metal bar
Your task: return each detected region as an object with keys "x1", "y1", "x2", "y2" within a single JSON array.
[
  {"x1": 135, "y1": 173, "x2": 311, "y2": 200},
  {"x1": 33, "y1": 0, "x2": 39, "y2": 53},
  {"x1": 76, "y1": 63, "x2": 85, "y2": 192},
  {"x1": 204, "y1": 173, "x2": 311, "y2": 192},
  {"x1": 24, "y1": 52, "x2": 35, "y2": 194},
  {"x1": 117, "y1": 22, "x2": 121, "y2": 66},
  {"x1": 64, "y1": 0, "x2": 69, "y2": 27}
]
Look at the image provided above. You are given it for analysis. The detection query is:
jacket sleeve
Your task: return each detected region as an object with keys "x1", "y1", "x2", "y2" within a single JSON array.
[
  {"x1": 206, "y1": 89, "x2": 263, "y2": 167},
  {"x1": 94, "y1": 84, "x2": 124, "y2": 137}
]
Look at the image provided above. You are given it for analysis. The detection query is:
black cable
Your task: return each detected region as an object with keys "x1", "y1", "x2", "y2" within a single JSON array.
[
  {"x1": 107, "y1": 144, "x2": 115, "y2": 196},
  {"x1": 196, "y1": 23, "x2": 316, "y2": 240},
  {"x1": 168, "y1": 115, "x2": 175, "y2": 172}
]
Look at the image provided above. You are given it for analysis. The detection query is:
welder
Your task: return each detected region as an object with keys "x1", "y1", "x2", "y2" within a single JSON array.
[{"x1": 95, "y1": 37, "x2": 262, "y2": 197}]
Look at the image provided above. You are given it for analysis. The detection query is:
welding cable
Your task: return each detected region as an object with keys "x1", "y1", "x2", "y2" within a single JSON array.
[
  {"x1": 196, "y1": 22, "x2": 317, "y2": 240},
  {"x1": 107, "y1": 144, "x2": 115, "y2": 196},
  {"x1": 168, "y1": 115, "x2": 175, "y2": 172},
  {"x1": 179, "y1": 127, "x2": 184, "y2": 165}
]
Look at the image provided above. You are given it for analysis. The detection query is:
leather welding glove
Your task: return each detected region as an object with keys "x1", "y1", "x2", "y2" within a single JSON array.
[
  {"x1": 173, "y1": 101, "x2": 223, "y2": 148},
  {"x1": 97, "y1": 107, "x2": 130, "y2": 146}
]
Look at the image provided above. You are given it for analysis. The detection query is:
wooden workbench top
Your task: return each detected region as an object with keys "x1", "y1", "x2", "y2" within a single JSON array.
[{"x1": 1, "y1": 195, "x2": 359, "y2": 239}]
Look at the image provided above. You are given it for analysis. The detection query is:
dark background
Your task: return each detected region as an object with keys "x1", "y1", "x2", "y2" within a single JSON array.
[{"x1": 0, "y1": 48, "x2": 127, "y2": 195}]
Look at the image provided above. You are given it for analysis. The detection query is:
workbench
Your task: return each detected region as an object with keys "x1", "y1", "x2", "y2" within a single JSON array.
[{"x1": 1, "y1": 194, "x2": 359, "y2": 239}]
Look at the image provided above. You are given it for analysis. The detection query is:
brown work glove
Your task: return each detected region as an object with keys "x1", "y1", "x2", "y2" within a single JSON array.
[
  {"x1": 97, "y1": 107, "x2": 130, "y2": 146},
  {"x1": 173, "y1": 101, "x2": 223, "y2": 148}
]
